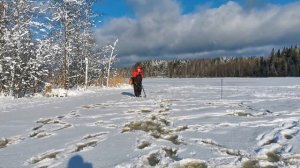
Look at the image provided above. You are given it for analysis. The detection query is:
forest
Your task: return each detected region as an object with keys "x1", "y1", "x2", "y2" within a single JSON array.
[
  {"x1": 0, "y1": 0, "x2": 118, "y2": 98},
  {"x1": 119, "y1": 46, "x2": 300, "y2": 78}
]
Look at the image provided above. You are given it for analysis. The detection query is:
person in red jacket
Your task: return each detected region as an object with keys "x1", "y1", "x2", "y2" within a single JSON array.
[{"x1": 131, "y1": 65, "x2": 144, "y2": 97}]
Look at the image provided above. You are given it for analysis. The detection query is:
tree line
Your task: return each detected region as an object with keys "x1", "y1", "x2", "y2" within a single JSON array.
[
  {"x1": 119, "y1": 45, "x2": 300, "y2": 78},
  {"x1": 0, "y1": 0, "x2": 118, "y2": 98}
]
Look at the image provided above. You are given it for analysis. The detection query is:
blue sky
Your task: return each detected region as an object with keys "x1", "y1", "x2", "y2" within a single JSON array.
[
  {"x1": 95, "y1": 0, "x2": 297, "y2": 19},
  {"x1": 94, "y1": 0, "x2": 300, "y2": 66}
]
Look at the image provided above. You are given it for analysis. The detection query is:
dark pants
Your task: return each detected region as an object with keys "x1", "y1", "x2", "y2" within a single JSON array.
[{"x1": 134, "y1": 83, "x2": 142, "y2": 97}]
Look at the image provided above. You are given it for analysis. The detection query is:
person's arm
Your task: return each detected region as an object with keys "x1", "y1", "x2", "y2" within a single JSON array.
[
  {"x1": 132, "y1": 71, "x2": 137, "y2": 78},
  {"x1": 131, "y1": 71, "x2": 137, "y2": 84}
]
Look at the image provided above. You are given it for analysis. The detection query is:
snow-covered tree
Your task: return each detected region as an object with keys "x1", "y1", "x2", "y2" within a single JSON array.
[
  {"x1": 80, "y1": 0, "x2": 98, "y2": 88},
  {"x1": 0, "y1": 0, "x2": 55, "y2": 97},
  {"x1": 0, "y1": 0, "x2": 112, "y2": 97},
  {"x1": 0, "y1": 2, "x2": 4, "y2": 91},
  {"x1": 48, "y1": 0, "x2": 98, "y2": 89},
  {"x1": 0, "y1": 0, "x2": 42, "y2": 97}
]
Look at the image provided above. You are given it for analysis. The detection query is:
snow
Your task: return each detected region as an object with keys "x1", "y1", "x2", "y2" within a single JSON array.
[{"x1": 0, "y1": 78, "x2": 300, "y2": 168}]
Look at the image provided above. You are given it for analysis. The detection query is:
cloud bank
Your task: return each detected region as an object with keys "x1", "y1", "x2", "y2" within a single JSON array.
[{"x1": 96, "y1": 0, "x2": 300, "y2": 66}]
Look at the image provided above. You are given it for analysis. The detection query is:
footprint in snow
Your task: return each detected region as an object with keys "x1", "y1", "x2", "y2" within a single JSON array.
[
  {"x1": 255, "y1": 120, "x2": 300, "y2": 161},
  {"x1": 69, "y1": 132, "x2": 109, "y2": 153},
  {"x1": 195, "y1": 138, "x2": 248, "y2": 157},
  {"x1": 26, "y1": 132, "x2": 109, "y2": 167},
  {"x1": 0, "y1": 136, "x2": 25, "y2": 149},
  {"x1": 25, "y1": 149, "x2": 63, "y2": 168},
  {"x1": 29, "y1": 117, "x2": 73, "y2": 139},
  {"x1": 82, "y1": 103, "x2": 112, "y2": 109}
]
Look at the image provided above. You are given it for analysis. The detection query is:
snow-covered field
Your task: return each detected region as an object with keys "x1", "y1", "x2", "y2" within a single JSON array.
[{"x1": 1, "y1": 78, "x2": 300, "y2": 168}]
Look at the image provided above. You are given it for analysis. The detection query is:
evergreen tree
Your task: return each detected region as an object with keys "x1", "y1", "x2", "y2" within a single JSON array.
[{"x1": 122, "y1": 45, "x2": 300, "y2": 78}]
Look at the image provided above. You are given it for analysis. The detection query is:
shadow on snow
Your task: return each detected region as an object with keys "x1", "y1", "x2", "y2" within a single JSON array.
[
  {"x1": 121, "y1": 92, "x2": 135, "y2": 97},
  {"x1": 67, "y1": 155, "x2": 92, "y2": 168}
]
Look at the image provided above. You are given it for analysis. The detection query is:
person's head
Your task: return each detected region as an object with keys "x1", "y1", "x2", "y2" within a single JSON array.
[{"x1": 136, "y1": 66, "x2": 142, "y2": 72}]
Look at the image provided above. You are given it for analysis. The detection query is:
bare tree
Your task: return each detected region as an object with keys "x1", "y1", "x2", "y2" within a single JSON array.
[{"x1": 101, "y1": 39, "x2": 118, "y2": 87}]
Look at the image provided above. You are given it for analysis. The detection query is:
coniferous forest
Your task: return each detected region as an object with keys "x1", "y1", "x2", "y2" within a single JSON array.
[{"x1": 119, "y1": 46, "x2": 300, "y2": 78}]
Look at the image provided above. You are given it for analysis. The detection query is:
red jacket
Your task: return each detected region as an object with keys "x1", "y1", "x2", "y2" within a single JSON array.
[
  {"x1": 132, "y1": 71, "x2": 144, "y2": 78},
  {"x1": 132, "y1": 66, "x2": 144, "y2": 78}
]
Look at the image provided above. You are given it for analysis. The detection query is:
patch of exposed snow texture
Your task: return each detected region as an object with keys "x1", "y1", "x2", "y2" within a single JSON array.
[{"x1": 0, "y1": 78, "x2": 300, "y2": 168}]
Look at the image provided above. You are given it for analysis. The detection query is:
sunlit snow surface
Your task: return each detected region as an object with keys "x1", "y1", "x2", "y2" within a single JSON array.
[{"x1": 0, "y1": 78, "x2": 300, "y2": 168}]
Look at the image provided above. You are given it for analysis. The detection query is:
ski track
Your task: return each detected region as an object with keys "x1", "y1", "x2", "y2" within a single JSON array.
[{"x1": 0, "y1": 78, "x2": 300, "y2": 167}]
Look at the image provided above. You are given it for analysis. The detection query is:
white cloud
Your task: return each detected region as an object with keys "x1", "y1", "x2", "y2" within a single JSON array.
[{"x1": 95, "y1": 0, "x2": 300, "y2": 66}]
